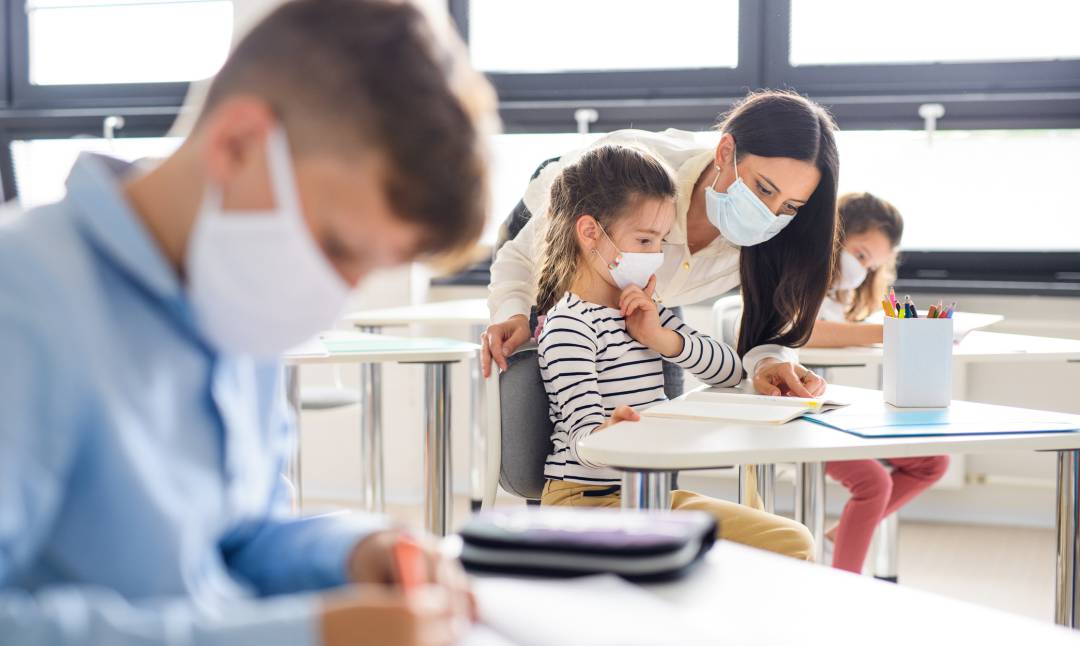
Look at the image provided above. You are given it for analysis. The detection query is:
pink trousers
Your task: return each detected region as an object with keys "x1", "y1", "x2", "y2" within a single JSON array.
[{"x1": 825, "y1": 456, "x2": 949, "y2": 573}]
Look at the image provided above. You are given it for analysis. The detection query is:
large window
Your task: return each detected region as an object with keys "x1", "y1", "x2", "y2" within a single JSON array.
[
  {"x1": 834, "y1": 129, "x2": 1080, "y2": 253},
  {"x1": 27, "y1": 0, "x2": 232, "y2": 86},
  {"x1": 0, "y1": 0, "x2": 1075, "y2": 292},
  {"x1": 454, "y1": 0, "x2": 757, "y2": 103},
  {"x1": 453, "y1": 0, "x2": 1080, "y2": 292},
  {"x1": 8, "y1": 0, "x2": 234, "y2": 107},
  {"x1": 11, "y1": 136, "x2": 182, "y2": 207},
  {"x1": 789, "y1": 0, "x2": 1080, "y2": 66},
  {"x1": 468, "y1": 0, "x2": 738, "y2": 74}
]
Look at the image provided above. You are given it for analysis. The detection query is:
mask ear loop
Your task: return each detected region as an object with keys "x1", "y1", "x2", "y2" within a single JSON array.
[
  {"x1": 710, "y1": 141, "x2": 739, "y2": 191},
  {"x1": 591, "y1": 221, "x2": 622, "y2": 270}
]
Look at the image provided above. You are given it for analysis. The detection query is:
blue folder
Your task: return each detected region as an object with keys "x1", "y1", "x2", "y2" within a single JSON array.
[{"x1": 803, "y1": 400, "x2": 1080, "y2": 439}]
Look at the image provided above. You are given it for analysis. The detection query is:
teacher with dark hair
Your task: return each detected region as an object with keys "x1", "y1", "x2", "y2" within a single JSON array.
[{"x1": 483, "y1": 90, "x2": 839, "y2": 401}]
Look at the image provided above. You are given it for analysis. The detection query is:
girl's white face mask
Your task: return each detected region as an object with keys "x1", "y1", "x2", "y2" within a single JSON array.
[
  {"x1": 184, "y1": 126, "x2": 352, "y2": 357},
  {"x1": 834, "y1": 249, "x2": 869, "y2": 291},
  {"x1": 595, "y1": 223, "x2": 664, "y2": 290}
]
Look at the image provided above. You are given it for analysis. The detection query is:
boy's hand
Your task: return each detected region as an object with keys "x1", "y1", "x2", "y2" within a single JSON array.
[
  {"x1": 321, "y1": 585, "x2": 462, "y2": 646},
  {"x1": 620, "y1": 276, "x2": 683, "y2": 357},
  {"x1": 347, "y1": 529, "x2": 475, "y2": 622}
]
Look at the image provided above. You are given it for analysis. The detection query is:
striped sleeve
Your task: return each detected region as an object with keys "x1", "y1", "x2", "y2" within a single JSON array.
[
  {"x1": 538, "y1": 313, "x2": 605, "y2": 468},
  {"x1": 658, "y1": 306, "x2": 743, "y2": 387}
]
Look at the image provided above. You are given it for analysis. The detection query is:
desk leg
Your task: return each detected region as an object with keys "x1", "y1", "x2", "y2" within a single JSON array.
[
  {"x1": 284, "y1": 365, "x2": 303, "y2": 508},
  {"x1": 739, "y1": 464, "x2": 776, "y2": 513},
  {"x1": 621, "y1": 471, "x2": 672, "y2": 510},
  {"x1": 1056, "y1": 449, "x2": 1080, "y2": 628},
  {"x1": 358, "y1": 326, "x2": 385, "y2": 513},
  {"x1": 424, "y1": 362, "x2": 453, "y2": 536},
  {"x1": 794, "y1": 462, "x2": 825, "y2": 564},
  {"x1": 469, "y1": 323, "x2": 486, "y2": 512}
]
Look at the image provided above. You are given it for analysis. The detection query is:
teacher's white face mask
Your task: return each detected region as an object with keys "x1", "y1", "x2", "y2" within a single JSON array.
[
  {"x1": 704, "y1": 145, "x2": 793, "y2": 247},
  {"x1": 185, "y1": 126, "x2": 351, "y2": 357},
  {"x1": 594, "y1": 223, "x2": 664, "y2": 290}
]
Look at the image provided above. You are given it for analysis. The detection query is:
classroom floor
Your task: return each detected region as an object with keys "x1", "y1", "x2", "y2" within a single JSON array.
[{"x1": 306, "y1": 494, "x2": 1057, "y2": 624}]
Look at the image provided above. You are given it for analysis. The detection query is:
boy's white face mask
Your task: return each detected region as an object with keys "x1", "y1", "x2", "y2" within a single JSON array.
[
  {"x1": 184, "y1": 126, "x2": 352, "y2": 357},
  {"x1": 595, "y1": 223, "x2": 664, "y2": 290}
]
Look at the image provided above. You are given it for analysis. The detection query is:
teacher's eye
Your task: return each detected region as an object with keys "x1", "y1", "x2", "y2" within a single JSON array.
[{"x1": 755, "y1": 181, "x2": 773, "y2": 196}]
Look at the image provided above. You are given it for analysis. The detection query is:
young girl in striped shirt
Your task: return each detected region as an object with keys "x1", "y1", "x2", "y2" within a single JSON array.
[{"x1": 535, "y1": 144, "x2": 814, "y2": 560}]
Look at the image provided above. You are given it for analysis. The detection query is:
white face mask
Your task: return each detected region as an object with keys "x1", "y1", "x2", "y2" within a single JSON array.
[
  {"x1": 595, "y1": 224, "x2": 664, "y2": 290},
  {"x1": 704, "y1": 145, "x2": 794, "y2": 247},
  {"x1": 185, "y1": 127, "x2": 351, "y2": 357},
  {"x1": 834, "y1": 249, "x2": 869, "y2": 291}
]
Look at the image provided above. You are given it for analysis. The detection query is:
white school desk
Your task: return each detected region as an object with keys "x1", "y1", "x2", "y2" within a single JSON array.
[
  {"x1": 344, "y1": 298, "x2": 491, "y2": 510},
  {"x1": 469, "y1": 541, "x2": 1075, "y2": 645},
  {"x1": 283, "y1": 331, "x2": 478, "y2": 536},
  {"x1": 649, "y1": 541, "x2": 1078, "y2": 645},
  {"x1": 800, "y1": 331, "x2": 1080, "y2": 396},
  {"x1": 577, "y1": 383, "x2": 1080, "y2": 628}
]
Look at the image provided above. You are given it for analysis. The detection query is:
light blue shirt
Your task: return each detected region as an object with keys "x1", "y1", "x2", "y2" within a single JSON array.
[{"x1": 0, "y1": 154, "x2": 384, "y2": 645}]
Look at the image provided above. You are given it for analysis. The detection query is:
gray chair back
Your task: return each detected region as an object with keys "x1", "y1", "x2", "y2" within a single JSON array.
[{"x1": 498, "y1": 346, "x2": 554, "y2": 500}]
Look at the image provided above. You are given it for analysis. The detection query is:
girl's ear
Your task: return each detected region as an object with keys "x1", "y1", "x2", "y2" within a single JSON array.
[{"x1": 575, "y1": 215, "x2": 601, "y2": 250}]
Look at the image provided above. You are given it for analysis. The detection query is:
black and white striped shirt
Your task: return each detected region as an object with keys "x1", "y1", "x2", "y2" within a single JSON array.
[{"x1": 539, "y1": 292, "x2": 743, "y2": 485}]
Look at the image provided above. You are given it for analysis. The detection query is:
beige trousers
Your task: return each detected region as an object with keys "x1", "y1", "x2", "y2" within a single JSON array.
[{"x1": 541, "y1": 476, "x2": 815, "y2": 562}]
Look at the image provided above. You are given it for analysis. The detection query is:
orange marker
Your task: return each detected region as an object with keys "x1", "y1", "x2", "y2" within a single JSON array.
[{"x1": 392, "y1": 536, "x2": 428, "y2": 592}]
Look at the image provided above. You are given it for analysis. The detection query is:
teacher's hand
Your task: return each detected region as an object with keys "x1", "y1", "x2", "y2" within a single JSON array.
[
  {"x1": 753, "y1": 360, "x2": 827, "y2": 398},
  {"x1": 481, "y1": 315, "x2": 530, "y2": 377}
]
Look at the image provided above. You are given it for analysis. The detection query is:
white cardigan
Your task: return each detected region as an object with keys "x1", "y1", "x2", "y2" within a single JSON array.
[{"x1": 488, "y1": 128, "x2": 798, "y2": 379}]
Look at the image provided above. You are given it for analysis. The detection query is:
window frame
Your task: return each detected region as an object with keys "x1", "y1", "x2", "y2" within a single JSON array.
[
  {"x1": 449, "y1": 0, "x2": 764, "y2": 103},
  {"x1": 0, "y1": 107, "x2": 178, "y2": 201},
  {"x1": 6, "y1": 0, "x2": 219, "y2": 109},
  {"x1": 447, "y1": 0, "x2": 1080, "y2": 292},
  {"x1": 0, "y1": 0, "x2": 1073, "y2": 294},
  {"x1": 768, "y1": 0, "x2": 1080, "y2": 96}
]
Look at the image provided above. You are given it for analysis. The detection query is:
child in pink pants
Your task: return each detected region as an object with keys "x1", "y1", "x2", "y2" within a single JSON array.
[
  {"x1": 825, "y1": 457, "x2": 949, "y2": 572},
  {"x1": 806, "y1": 193, "x2": 950, "y2": 573}
]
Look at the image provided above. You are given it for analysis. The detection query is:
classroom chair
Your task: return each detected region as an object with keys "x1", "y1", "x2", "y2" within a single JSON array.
[
  {"x1": 482, "y1": 342, "x2": 554, "y2": 507},
  {"x1": 284, "y1": 365, "x2": 361, "y2": 506},
  {"x1": 711, "y1": 295, "x2": 901, "y2": 578}
]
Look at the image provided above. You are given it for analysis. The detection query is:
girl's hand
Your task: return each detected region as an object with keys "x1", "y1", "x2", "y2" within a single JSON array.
[
  {"x1": 753, "y1": 360, "x2": 827, "y2": 398},
  {"x1": 594, "y1": 405, "x2": 640, "y2": 432},
  {"x1": 620, "y1": 276, "x2": 682, "y2": 357}
]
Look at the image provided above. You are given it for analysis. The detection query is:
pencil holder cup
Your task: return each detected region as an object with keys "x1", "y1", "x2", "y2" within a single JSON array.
[{"x1": 883, "y1": 316, "x2": 953, "y2": 408}]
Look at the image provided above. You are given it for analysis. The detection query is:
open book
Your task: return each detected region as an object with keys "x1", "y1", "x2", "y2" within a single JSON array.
[{"x1": 641, "y1": 388, "x2": 850, "y2": 425}]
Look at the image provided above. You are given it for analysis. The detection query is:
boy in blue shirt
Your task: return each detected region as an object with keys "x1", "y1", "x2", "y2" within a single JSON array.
[{"x1": 0, "y1": 1, "x2": 495, "y2": 645}]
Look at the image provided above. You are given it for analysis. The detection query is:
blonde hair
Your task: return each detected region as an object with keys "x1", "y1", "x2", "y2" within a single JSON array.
[
  {"x1": 535, "y1": 145, "x2": 676, "y2": 315},
  {"x1": 832, "y1": 192, "x2": 904, "y2": 322}
]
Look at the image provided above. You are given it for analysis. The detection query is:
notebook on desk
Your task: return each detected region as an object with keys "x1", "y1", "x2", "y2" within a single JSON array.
[
  {"x1": 642, "y1": 388, "x2": 850, "y2": 425},
  {"x1": 804, "y1": 400, "x2": 1080, "y2": 438}
]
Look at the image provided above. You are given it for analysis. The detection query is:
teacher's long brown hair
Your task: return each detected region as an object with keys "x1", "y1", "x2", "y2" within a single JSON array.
[{"x1": 720, "y1": 91, "x2": 840, "y2": 356}]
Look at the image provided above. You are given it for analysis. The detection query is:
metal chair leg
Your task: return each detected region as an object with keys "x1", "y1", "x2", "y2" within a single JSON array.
[{"x1": 872, "y1": 512, "x2": 900, "y2": 582}]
